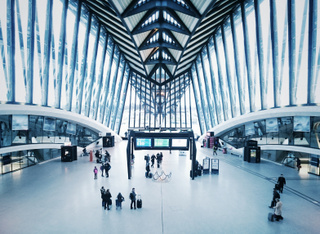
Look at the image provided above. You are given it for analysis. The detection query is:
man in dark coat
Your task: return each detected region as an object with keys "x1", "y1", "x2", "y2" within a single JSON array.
[
  {"x1": 102, "y1": 189, "x2": 112, "y2": 210},
  {"x1": 100, "y1": 186, "x2": 105, "y2": 206},
  {"x1": 151, "y1": 154, "x2": 156, "y2": 168},
  {"x1": 146, "y1": 162, "x2": 151, "y2": 178},
  {"x1": 277, "y1": 174, "x2": 286, "y2": 193},
  {"x1": 105, "y1": 162, "x2": 111, "y2": 178},
  {"x1": 129, "y1": 188, "x2": 136, "y2": 209}
]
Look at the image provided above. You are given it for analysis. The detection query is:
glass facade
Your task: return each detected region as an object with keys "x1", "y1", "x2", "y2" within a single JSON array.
[
  {"x1": 219, "y1": 116, "x2": 320, "y2": 150},
  {"x1": 0, "y1": 114, "x2": 99, "y2": 174},
  {"x1": 0, "y1": 0, "x2": 319, "y2": 157}
]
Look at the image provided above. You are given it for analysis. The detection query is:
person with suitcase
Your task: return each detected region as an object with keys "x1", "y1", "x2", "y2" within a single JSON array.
[
  {"x1": 129, "y1": 188, "x2": 136, "y2": 210},
  {"x1": 137, "y1": 194, "x2": 142, "y2": 209},
  {"x1": 116, "y1": 192, "x2": 125, "y2": 209},
  {"x1": 269, "y1": 188, "x2": 280, "y2": 208},
  {"x1": 273, "y1": 198, "x2": 284, "y2": 221}
]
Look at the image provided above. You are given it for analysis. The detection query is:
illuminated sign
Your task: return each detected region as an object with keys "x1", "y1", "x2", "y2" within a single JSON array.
[
  {"x1": 154, "y1": 138, "x2": 169, "y2": 147},
  {"x1": 136, "y1": 138, "x2": 152, "y2": 147}
]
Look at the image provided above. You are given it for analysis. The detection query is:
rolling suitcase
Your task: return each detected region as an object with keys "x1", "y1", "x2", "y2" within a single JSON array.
[
  {"x1": 268, "y1": 212, "x2": 274, "y2": 222},
  {"x1": 137, "y1": 195, "x2": 142, "y2": 209}
]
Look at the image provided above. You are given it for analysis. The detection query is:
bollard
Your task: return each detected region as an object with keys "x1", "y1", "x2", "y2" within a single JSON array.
[{"x1": 90, "y1": 150, "x2": 93, "y2": 162}]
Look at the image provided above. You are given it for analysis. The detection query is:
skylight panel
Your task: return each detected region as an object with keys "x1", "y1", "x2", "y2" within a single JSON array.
[
  {"x1": 163, "y1": 10, "x2": 181, "y2": 28},
  {"x1": 141, "y1": 11, "x2": 159, "y2": 28}
]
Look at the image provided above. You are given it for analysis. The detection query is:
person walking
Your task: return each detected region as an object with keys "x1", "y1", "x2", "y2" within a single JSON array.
[
  {"x1": 277, "y1": 174, "x2": 286, "y2": 193},
  {"x1": 151, "y1": 154, "x2": 156, "y2": 168},
  {"x1": 159, "y1": 152, "x2": 163, "y2": 164},
  {"x1": 273, "y1": 198, "x2": 284, "y2": 221},
  {"x1": 95, "y1": 150, "x2": 101, "y2": 163},
  {"x1": 213, "y1": 146, "x2": 217, "y2": 155},
  {"x1": 145, "y1": 162, "x2": 151, "y2": 178},
  {"x1": 100, "y1": 163, "x2": 105, "y2": 177},
  {"x1": 100, "y1": 186, "x2": 106, "y2": 207},
  {"x1": 269, "y1": 188, "x2": 280, "y2": 208},
  {"x1": 156, "y1": 153, "x2": 161, "y2": 168},
  {"x1": 93, "y1": 166, "x2": 98, "y2": 179},
  {"x1": 105, "y1": 161, "x2": 111, "y2": 178},
  {"x1": 129, "y1": 188, "x2": 136, "y2": 210},
  {"x1": 103, "y1": 189, "x2": 112, "y2": 210},
  {"x1": 296, "y1": 157, "x2": 301, "y2": 172},
  {"x1": 116, "y1": 192, "x2": 125, "y2": 209},
  {"x1": 145, "y1": 154, "x2": 150, "y2": 165}
]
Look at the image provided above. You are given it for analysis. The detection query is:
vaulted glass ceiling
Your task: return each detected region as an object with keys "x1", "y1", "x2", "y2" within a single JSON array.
[{"x1": 0, "y1": 0, "x2": 319, "y2": 138}]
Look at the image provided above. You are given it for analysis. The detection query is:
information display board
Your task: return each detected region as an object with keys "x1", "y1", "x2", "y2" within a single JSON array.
[
  {"x1": 171, "y1": 138, "x2": 188, "y2": 147},
  {"x1": 135, "y1": 138, "x2": 152, "y2": 148},
  {"x1": 154, "y1": 138, "x2": 169, "y2": 147}
]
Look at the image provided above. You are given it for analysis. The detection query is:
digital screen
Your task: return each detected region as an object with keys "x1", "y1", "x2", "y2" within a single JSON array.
[
  {"x1": 250, "y1": 149, "x2": 256, "y2": 158},
  {"x1": 43, "y1": 117, "x2": 56, "y2": 131},
  {"x1": 154, "y1": 138, "x2": 169, "y2": 147},
  {"x1": 172, "y1": 138, "x2": 188, "y2": 147},
  {"x1": 136, "y1": 138, "x2": 152, "y2": 147},
  {"x1": 12, "y1": 115, "x2": 28, "y2": 130}
]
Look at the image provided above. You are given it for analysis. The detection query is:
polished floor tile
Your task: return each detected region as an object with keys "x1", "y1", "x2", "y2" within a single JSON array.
[{"x1": 1, "y1": 140, "x2": 320, "y2": 234}]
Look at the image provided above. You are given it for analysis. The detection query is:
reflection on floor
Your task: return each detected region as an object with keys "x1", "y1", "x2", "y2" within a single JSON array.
[{"x1": 1, "y1": 141, "x2": 320, "y2": 234}]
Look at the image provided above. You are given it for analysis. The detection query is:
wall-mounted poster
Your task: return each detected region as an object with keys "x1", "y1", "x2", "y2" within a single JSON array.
[
  {"x1": 266, "y1": 118, "x2": 278, "y2": 133},
  {"x1": 294, "y1": 116, "x2": 310, "y2": 132}
]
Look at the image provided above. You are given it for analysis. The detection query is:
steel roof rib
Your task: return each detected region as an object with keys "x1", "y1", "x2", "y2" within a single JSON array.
[{"x1": 83, "y1": 0, "x2": 243, "y2": 80}]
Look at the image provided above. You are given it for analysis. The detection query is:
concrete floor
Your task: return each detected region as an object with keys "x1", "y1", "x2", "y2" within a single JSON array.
[{"x1": 1, "y1": 140, "x2": 320, "y2": 234}]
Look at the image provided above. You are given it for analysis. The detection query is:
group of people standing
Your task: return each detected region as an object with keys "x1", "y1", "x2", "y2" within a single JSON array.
[
  {"x1": 100, "y1": 187, "x2": 138, "y2": 211},
  {"x1": 144, "y1": 152, "x2": 164, "y2": 178},
  {"x1": 149, "y1": 152, "x2": 163, "y2": 168},
  {"x1": 93, "y1": 149, "x2": 111, "y2": 179},
  {"x1": 269, "y1": 174, "x2": 286, "y2": 221}
]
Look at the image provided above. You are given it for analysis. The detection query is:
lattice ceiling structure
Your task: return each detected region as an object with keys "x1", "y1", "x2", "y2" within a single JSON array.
[{"x1": 83, "y1": 0, "x2": 241, "y2": 84}]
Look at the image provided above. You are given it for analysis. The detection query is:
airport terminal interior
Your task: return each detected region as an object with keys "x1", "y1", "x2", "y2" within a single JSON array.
[{"x1": 0, "y1": 0, "x2": 320, "y2": 233}]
